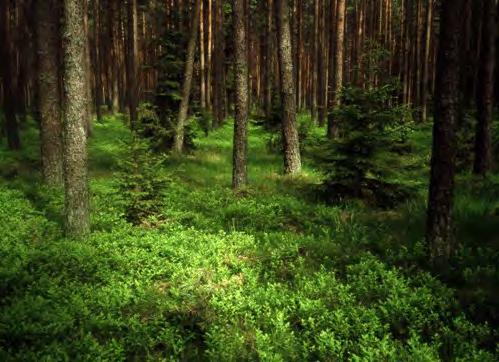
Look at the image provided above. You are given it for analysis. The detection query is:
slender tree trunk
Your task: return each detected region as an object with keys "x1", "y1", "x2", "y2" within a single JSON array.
[
  {"x1": 232, "y1": 0, "x2": 249, "y2": 189},
  {"x1": 83, "y1": 0, "x2": 94, "y2": 136},
  {"x1": 426, "y1": 0, "x2": 465, "y2": 263},
  {"x1": 62, "y1": 0, "x2": 91, "y2": 237},
  {"x1": 207, "y1": 0, "x2": 213, "y2": 111},
  {"x1": 213, "y1": 0, "x2": 226, "y2": 127},
  {"x1": 199, "y1": 0, "x2": 206, "y2": 109},
  {"x1": 421, "y1": 0, "x2": 433, "y2": 123},
  {"x1": 264, "y1": 0, "x2": 273, "y2": 119},
  {"x1": 473, "y1": 0, "x2": 496, "y2": 176},
  {"x1": 327, "y1": 0, "x2": 337, "y2": 116},
  {"x1": 0, "y1": 1, "x2": 21, "y2": 150},
  {"x1": 126, "y1": 0, "x2": 138, "y2": 128},
  {"x1": 293, "y1": 0, "x2": 301, "y2": 110},
  {"x1": 109, "y1": 0, "x2": 120, "y2": 111},
  {"x1": 276, "y1": 0, "x2": 301, "y2": 174},
  {"x1": 317, "y1": 0, "x2": 327, "y2": 127},
  {"x1": 311, "y1": 0, "x2": 319, "y2": 121},
  {"x1": 36, "y1": 0, "x2": 63, "y2": 185},
  {"x1": 327, "y1": 0, "x2": 345, "y2": 139},
  {"x1": 14, "y1": 1, "x2": 30, "y2": 124},
  {"x1": 173, "y1": 0, "x2": 200, "y2": 154},
  {"x1": 92, "y1": 0, "x2": 103, "y2": 121}
]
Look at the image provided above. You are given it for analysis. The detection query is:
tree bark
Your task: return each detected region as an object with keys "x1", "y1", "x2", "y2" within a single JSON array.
[
  {"x1": 264, "y1": 0, "x2": 273, "y2": 119},
  {"x1": 36, "y1": 0, "x2": 63, "y2": 185},
  {"x1": 173, "y1": 0, "x2": 201, "y2": 154},
  {"x1": 421, "y1": 0, "x2": 433, "y2": 123},
  {"x1": 83, "y1": 0, "x2": 94, "y2": 136},
  {"x1": 213, "y1": 0, "x2": 226, "y2": 127},
  {"x1": 92, "y1": 0, "x2": 103, "y2": 122},
  {"x1": 0, "y1": 0, "x2": 21, "y2": 150},
  {"x1": 317, "y1": 0, "x2": 327, "y2": 127},
  {"x1": 276, "y1": 0, "x2": 301, "y2": 174},
  {"x1": 200, "y1": 0, "x2": 206, "y2": 109},
  {"x1": 426, "y1": 0, "x2": 465, "y2": 263},
  {"x1": 232, "y1": 0, "x2": 249, "y2": 189},
  {"x1": 311, "y1": 0, "x2": 319, "y2": 121},
  {"x1": 62, "y1": 0, "x2": 91, "y2": 237},
  {"x1": 327, "y1": 0, "x2": 345, "y2": 139},
  {"x1": 126, "y1": 0, "x2": 138, "y2": 128},
  {"x1": 473, "y1": 0, "x2": 496, "y2": 176},
  {"x1": 206, "y1": 0, "x2": 213, "y2": 111}
]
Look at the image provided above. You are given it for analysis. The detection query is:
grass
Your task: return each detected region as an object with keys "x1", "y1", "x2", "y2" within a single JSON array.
[{"x1": 0, "y1": 114, "x2": 498, "y2": 360}]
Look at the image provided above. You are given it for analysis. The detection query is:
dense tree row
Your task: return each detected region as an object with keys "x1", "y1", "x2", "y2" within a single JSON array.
[{"x1": 0, "y1": 0, "x2": 497, "y2": 265}]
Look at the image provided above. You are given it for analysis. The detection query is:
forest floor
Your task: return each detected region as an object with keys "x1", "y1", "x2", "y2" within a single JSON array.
[{"x1": 1, "y1": 115, "x2": 498, "y2": 360}]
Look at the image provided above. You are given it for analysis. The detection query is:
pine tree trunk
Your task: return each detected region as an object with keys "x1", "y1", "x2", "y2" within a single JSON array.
[
  {"x1": 62, "y1": 0, "x2": 91, "y2": 237},
  {"x1": 473, "y1": 0, "x2": 496, "y2": 176},
  {"x1": 83, "y1": 0, "x2": 94, "y2": 136},
  {"x1": 0, "y1": 1, "x2": 21, "y2": 150},
  {"x1": 199, "y1": 0, "x2": 206, "y2": 109},
  {"x1": 327, "y1": 0, "x2": 345, "y2": 139},
  {"x1": 311, "y1": 0, "x2": 319, "y2": 121},
  {"x1": 126, "y1": 0, "x2": 138, "y2": 128},
  {"x1": 36, "y1": 0, "x2": 63, "y2": 185},
  {"x1": 264, "y1": 0, "x2": 273, "y2": 119},
  {"x1": 317, "y1": 0, "x2": 327, "y2": 127},
  {"x1": 421, "y1": 0, "x2": 433, "y2": 123},
  {"x1": 109, "y1": 0, "x2": 120, "y2": 111},
  {"x1": 276, "y1": 0, "x2": 301, "y2": 174},
  {"x1": 232, "y1": 0, "x2": 249, "y2": 189},
  {"x1": 213, "y1": 0, "x2": 226, "y2": 127},
  {"x1": 206, "y1": 0, "x2": 213, "y2": 111},
  {"x1": 173, "y1": 0, "x2": 201, "y2": 154},
  {"x1": 426, "y1": 0, "x2": 465, "y2": 263},
  {"x1": 92, "y1": 0, "x2": 103, "y2": 121}
]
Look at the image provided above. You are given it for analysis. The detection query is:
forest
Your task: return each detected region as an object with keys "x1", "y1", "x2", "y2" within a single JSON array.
[{"x1": 0, "y1": 0, "x2": 498, "y2": 360}]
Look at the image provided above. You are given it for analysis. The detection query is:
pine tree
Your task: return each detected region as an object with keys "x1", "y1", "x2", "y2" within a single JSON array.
[
  {"x1": 36, "y1": 0, "x2": 63, "y2": 185},
  {"x1": 62, "y1": 0, "x2": 91, "y2": 237},
  {"x1": 276, "y1": 0, "x2": 301, "y2": 174},
  {"x1": 426, "y1": 0, "x2": 466, "y2": 263},
  {"x1": 232, "y1": 0, "x2": 249, "y2": 189}
]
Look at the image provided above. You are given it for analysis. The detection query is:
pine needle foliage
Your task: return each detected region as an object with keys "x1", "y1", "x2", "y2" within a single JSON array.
[
  {"x1": 117, "y1": 136, "x2": 169, "y2": 225},
  {"x1": 317, "y1": 83, "x2": 415, "y2": 207}
]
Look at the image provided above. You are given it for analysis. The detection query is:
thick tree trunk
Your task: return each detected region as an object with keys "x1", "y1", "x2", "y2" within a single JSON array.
[
  {"x1": 173, "y1": 0, "x2": 201, "y2": 154},
  {"x1": 426, "y1": 0, "x2": 465, "y2": 263},
  {"x1": 36, "y1": 0, "x2": 63, "y2": 185},
  {"x1": 62, "y1": 0, "x2": 91, "y2": 237},
  {"x1": 473, "y1": 0, "x2": 496, "y2": 176},
  {"x1": 0, "y1": 1, "x2": 21, "y2": 150},
  {"x1": 232, "y1": 0, "x2": 249, "y2": 189},
  {"x1": 327, "y1": 0, "x2": 345, "y2": 139},
  {"x1": 276, "y1": 0, "x2": 301, "y2": 174}
]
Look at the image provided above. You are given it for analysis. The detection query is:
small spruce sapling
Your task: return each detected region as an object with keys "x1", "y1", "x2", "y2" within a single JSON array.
[
  {"x1": 118, "y1": 136, "x2": 169, "y2": 225},
  {"x1": 316, "y1": 83, "x2": 414, "y2": 207}
]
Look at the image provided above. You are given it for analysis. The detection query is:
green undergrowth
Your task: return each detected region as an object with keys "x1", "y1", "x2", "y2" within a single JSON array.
[{"x1": 0, "y1": 115, "x2": 498, "y2": 360}]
